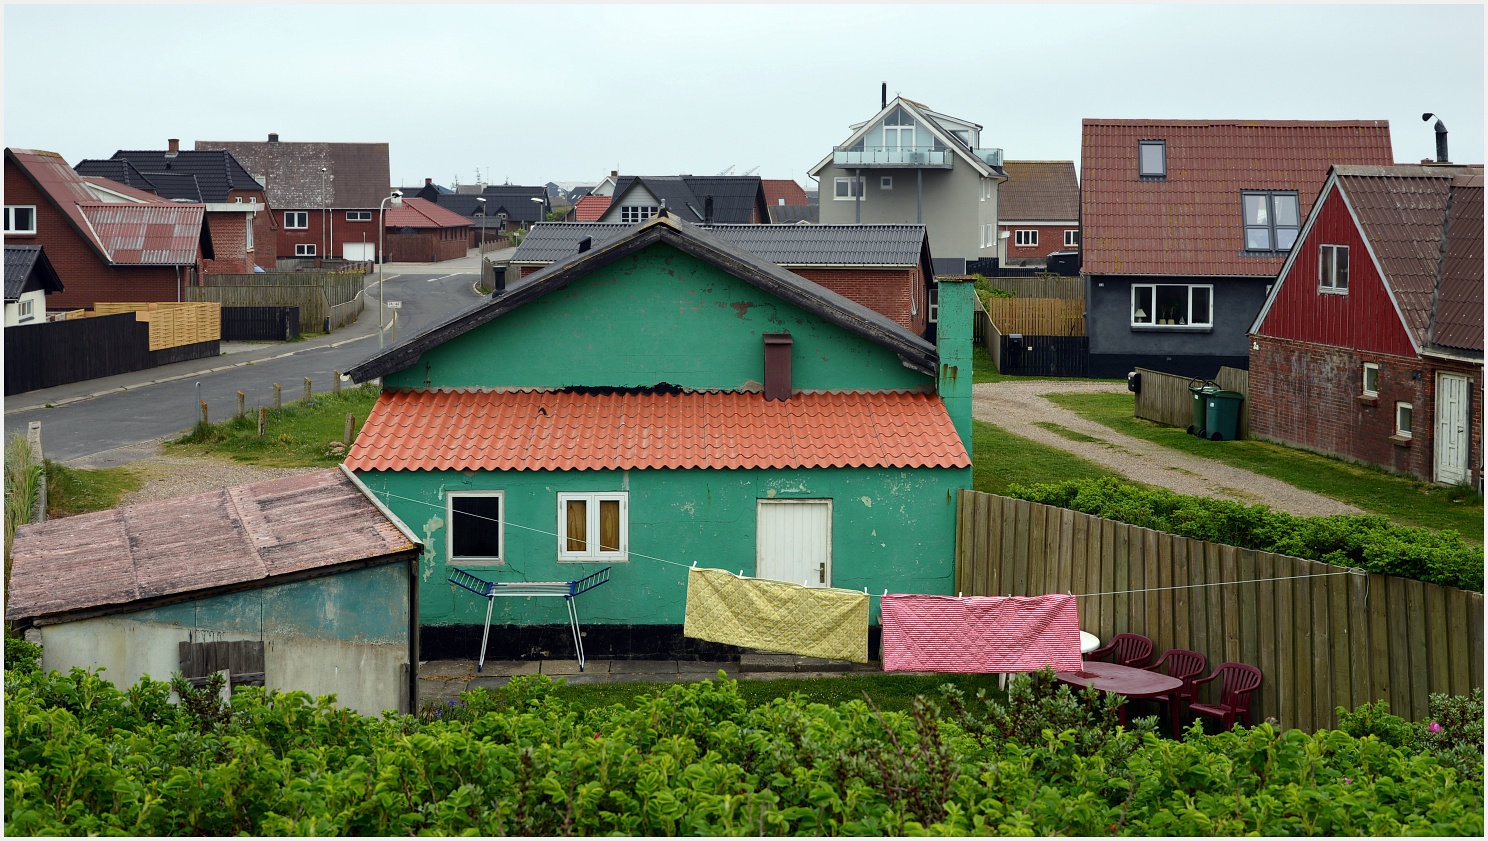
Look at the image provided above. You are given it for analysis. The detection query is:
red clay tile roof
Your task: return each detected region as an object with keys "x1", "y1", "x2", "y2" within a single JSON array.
[
  {"x1": 1081, "y1": 120, "x2": 1394, "y2": 276},
  {"x1": 762, "y1": 179, "x2": 809, "y2": 207},
  {"x1": 345, "y1": 389, "x2": 970, "y2": 472},
  {"x1": 573, "y1": 194, "x2": 611, "y2": 221},
  {"x1": 6, "y1": 469, "x2": 418, "y2": 622},
  {"x1": 384, "y1": 197, "x2": 471, "y2": 229},
  {"x1": 999, "y1": 161, "x2": 1079, "y2": 221},
  {"x1": 1433, "y1": 176, "x2": 1484, "y2": 352}
]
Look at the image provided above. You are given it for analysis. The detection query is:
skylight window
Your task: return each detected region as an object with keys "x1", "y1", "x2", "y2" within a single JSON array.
[{"x1": 1138, "y1": 141, "x2": 1166, "y2": 178}]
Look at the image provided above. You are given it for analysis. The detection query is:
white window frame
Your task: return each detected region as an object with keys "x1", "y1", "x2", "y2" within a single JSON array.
[
  {"x1": 1395, "y1": 402, "x2": 1413, "y2": 438},
  {"x1": 1064, "y1": 229, "x2": 1080, "y2": 248},
  {"x1": 447, "y1": 490, "x2": 505, "y2": 566},
  {"x1": 1015, "y1": 229, "x2": 1038, "y2": 247},
  {"x1": 294, "y1": 243, "x2": 316, "y2": 257},
  {"x1": 245, "y1": 215, "x2": 254, "y2": 251},
  {"x1": 346, "y1": 211, "x2": 372, "y2": 222},
  {"x1": 557, "y1": 492, "x2": 629, "y2": 562},
  {"x1": 17, "y1": 299, "x2": 33, "y2": 319},
  {"x1": 880, "y1": 176, "x2": 892, "y2": 190},
  {"x1": 4, "y1": 205, "x2": 37, "y2": 234},
  {"x1": 284, "y1": 211, "x2": 309, "y2": 229},
  {"x1": 1362, "y1": 362, "x2": 1379, "y2": 397},
  {"x1": 1130, "y1": 283, "x2": 1214, "y2": 327},
  {"x1": 928, "y1": 285, "x2": 939, "y2": 323},
  {"x1": 1319, "y1": 243, "x2": 1349, "y2": 293},
  {"x1": 620, "y1": 205, "x2": 658, "y2": 224},
  {"x1": 832, "y1": 176, "x2": 865, "y2": 201}
]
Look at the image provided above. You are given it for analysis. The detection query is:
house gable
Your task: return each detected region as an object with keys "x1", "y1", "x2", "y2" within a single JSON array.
[{"x1": 381, "y1": 240, "x2": 933, "y2": 393}]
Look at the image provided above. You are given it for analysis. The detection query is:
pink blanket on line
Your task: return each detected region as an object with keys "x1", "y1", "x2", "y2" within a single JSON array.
[{"x1": 880, "y1": 594, "x2": 1084, "y2": 673}]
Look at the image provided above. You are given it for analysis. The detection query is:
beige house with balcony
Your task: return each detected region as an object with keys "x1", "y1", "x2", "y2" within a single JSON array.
[{"x1": 808, "y1": 95, "x2": 1006, "y2": 274}]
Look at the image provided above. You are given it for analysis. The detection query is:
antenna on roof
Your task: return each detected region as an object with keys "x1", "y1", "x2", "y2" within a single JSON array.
[{"x1": 881, "y1": 82, "x2": 887, "y2": 110}]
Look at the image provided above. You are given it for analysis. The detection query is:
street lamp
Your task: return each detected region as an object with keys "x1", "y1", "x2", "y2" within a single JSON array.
[
  {"x1": 378, "y1": 190, "x2": 403, "y2": 350},
  {"x1": 320, "y1": 167, "x2": 329, "y2": 261},
  {"x1": 476, "y1": 197, "x2": 487, "y2": 266},
  {"x1": 530, "y1": 195, "x2": 544, "y2": 229}
]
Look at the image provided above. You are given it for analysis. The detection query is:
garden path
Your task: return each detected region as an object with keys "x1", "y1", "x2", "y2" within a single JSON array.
[{"x1": 972, "y1": 380, "x2": 1361, "y2": 517}]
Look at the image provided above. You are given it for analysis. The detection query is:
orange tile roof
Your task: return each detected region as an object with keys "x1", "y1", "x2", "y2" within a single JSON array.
[
  {"x1": 762, "y1": 179, "x2": 808, "y2": 207},
  {"x1": 384, "y1": 196, "x2": 471, "y2": 229},
  {"x1": 345, "y1": 389, "x2": 970, "y2": 472},
  {"x1": 573, "y1": 194, "x2": 611, "y2": 221}
]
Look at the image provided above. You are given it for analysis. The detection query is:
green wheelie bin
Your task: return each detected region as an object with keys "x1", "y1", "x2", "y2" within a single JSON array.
[
  {"x1": 1203, "y1": 390, "x2": 1245, "y2": 441},
  {"x1": 1187, "y1": 379, "x2": 1219, "y2": 436}
]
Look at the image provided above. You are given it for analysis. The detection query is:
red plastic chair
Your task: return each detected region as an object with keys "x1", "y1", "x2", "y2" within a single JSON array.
[
  {"x1": 1187, "y1": 662, "x2": 1263, "y2": 732},
  {"x1": 1142, "y1": 649, "x2": 1207, "y2": 738},
  {"x1": 1087, "y1": 633, "x2": 1153, "y2": 668}
]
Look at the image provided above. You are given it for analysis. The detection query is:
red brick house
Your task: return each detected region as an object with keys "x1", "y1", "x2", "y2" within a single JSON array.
[
  {"x1": 996, "y1": 160, "x2": 1080, "y2": 265},
  {"x1": 383, "y1": 198, "x2": 471, "y2": 263},
  {"x1": 76, "y1": 140, "x2": 276, "y2": 274},
  {"x1": 4, "y1": 148, "x2": 208, "y2": 310},
  {"x1": 195, "y1": 134, "x2": 391, "y2": 263},
  {"x1": 1248, "y1": 164, "x2": 1484, "y2": 487}
]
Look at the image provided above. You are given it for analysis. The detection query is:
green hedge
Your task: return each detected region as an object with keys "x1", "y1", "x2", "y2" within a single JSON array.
[
  {"x1": 1005, "y1": 477, "x2": 1482, "y2": 592},
  {"x1": 6, "y1": 664, "x2": 1482, "y2": 836}
]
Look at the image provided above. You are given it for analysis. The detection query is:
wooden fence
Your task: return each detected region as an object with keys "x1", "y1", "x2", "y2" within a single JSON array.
[
  {"x1": 190, "y1": 270, "x2": 365, "y2": 333},
  {"x1": 979, "y1": 276, "x2": 1084, "y2": 300},
  {"x1": 985, "y1": 297, "x2": 1085, "y2": 336},
  {"x1": 954, "y1": 490, "x2": 1483, "y2": 732},
  {"x1": 91, "y1": 302, "x2": 220, "y2": 351},
  {"x1": 204, "y1": 272, "x2": 364, "y2": 306},
  {"x1": 1135, "y1": 365, "x2": 1250, "y2": 438},
  {"x1": 999, "y1": 336, "x2": 1089, "y2": 378},
  {"x1": 4, "y1": 313, "x2": 217, "y2": 395},
  {"x1": 221, "y1": 306, "x2": 301, "y2": 341}
]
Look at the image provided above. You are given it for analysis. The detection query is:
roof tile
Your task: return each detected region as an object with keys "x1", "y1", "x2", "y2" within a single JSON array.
[{"x1": 999, "y1": 161, "x2": 1079, "y2": 220}]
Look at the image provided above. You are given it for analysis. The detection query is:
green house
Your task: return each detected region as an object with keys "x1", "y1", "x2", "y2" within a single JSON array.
[{"x1": 346, "y1": 214, "x2": 974, "y2": 660}]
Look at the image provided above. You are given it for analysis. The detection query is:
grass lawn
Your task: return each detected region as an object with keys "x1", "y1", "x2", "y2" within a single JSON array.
[
  {"x1": 971, "y1": 418, "x2": 1122, "y2": 496},
  {"x1": 165, "y1": 383, "x2": 381, "y2": 468},
  {"x1": 45, "y1": 462, "x2": 142, "y2": 518},
  {"x1": 1047, "y1": 391, "x2": 1485, "y2": 541}
]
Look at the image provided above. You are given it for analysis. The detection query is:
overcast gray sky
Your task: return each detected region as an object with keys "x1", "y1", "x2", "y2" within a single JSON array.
[{"x1": 5, "y1": 4, "x2": 1483, "y2": 190}]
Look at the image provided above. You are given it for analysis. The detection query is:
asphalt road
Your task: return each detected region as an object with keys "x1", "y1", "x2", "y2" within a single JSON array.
[{"x1": 3, "y1": 259, "x2": 490, "y2": 465}]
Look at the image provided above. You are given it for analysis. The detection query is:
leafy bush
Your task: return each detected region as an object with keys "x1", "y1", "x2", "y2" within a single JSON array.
[
  {"x1": 1337, "y1": 690, "x2": 1483, "y2": 781},
  {"x1": 1337, "y1": 699, "x2": 1417, "y2": 748},
  {"x1": 6, "y1": 663, "x2": 1482, "y2": 836},
  {"x1": 1006, "y1": 477, "x2": 1482, "y2": 591},
  {"x1": 3, "y1": 635, "x2": 41, "y2": 675}
]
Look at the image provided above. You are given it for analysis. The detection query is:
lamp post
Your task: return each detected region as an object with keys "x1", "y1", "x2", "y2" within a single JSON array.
[
  {"x1": 476, "y1": 197, "x2": 487, "y2": 265},
  {"x1": 530, "y1": 195, "x2": 545, "y2": 229},
  {"x1": 320, "y1": 167, "x2": 329, "y2": 262},
  {"x1": 378, "y1": 190, "x2": 403, "y2": 350}
]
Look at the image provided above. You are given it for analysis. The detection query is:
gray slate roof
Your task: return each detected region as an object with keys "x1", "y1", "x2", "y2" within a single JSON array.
[
  {"x1": 72, "y1": 159, "x2": 157, "y2": 193},
  {"x1": 768, "y1": 204, "x2": 819, "y2": 224},
  {"x1": 79, "y1": 150, "x2": 261, "y2": 203},
  {"x1": 5, "y1": 245, "x2": 63, "y2": 300},
  {"x1": 512, "y1": 222, "x2": 928, "y2": 267},
  {"x1": 605, "y1": 176, "x2": 764, "y2": 224},
  {"x1": 195, "y1": 139, "x2": 391, "y2": 209}
]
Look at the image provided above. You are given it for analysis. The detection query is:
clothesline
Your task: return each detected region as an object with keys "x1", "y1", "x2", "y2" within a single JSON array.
[{"x1": 364, "y1": 488, "x2": 1366, "y2": 599}]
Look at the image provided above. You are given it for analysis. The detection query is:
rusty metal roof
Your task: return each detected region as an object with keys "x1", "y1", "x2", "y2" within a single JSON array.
[
  {"x1": 6, "y1": 469, "x2": 418, "y2": 623},
  {"x1": 384, "y1": 197, "x2": 471, "y2": 229},
  {"x1": 1081, "y1": 120, "x2": 1394, "y2": 276},
  {"x1": 999, "y1": 161, "x2": 1079, "y2": 221},
  {"x1": 1431, "y1": 175, "x2": 1483, "y2": 352},
  {"x1": 345, "y1": 389, "x2": 970, "y2": 472},
  {"x1": 77, "y1": 202, "x2": 205, "y2": 264}
]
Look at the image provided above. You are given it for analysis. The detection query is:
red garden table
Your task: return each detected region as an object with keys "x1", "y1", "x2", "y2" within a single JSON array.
[{"x1": 1055, "y1": 661, "x2": 1183, "y2": 726}]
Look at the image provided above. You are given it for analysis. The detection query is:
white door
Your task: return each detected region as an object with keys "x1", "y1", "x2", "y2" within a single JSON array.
[
  {"x1": 1435, "y1": 373, "x2": 1471, "y2": 485},
  {"x1": 756, "y1": 499, "x2": 832, "y2": 588},
  {"x1": 343, "y1": 242, "x2": 374, "y2": 261}
]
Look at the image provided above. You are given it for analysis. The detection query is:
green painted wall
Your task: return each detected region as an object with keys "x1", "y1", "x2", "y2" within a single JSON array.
[
  {"x1": 124, "y1": 563, "x2": 411, "y2": 645},
  {"x1": 935, "y1": 277, "x2": 975, "y2": 454},
  {"x1": 356, "y1": 465, "x2": 970, "y2": 628},
  {"x1": 384, "y1": 243, "x2": 934, "y2": 393}
]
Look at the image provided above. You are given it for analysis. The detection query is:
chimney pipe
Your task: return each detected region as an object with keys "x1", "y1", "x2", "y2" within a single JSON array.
[
  {"x1": 268, "y1": 133, "x2": 279, "y2": 143},
  {"x1": 425, "y1": 177, "x2": 432, "y2": 186},
  {"x1": 881, "y1": 82, "x2": 887, "y2": 110},
  {"x1": 1422, "y1": 113, "x2": 1449, "y2": 163},
  {"x1": 578, "y1": 236, "x2": 592, "y2": 253},
  {"x1": 167, "y1": 138, "x2": 179, "y2": 155},
  {"x1": 763, "y1": 333, "x2": 793, "y2": 401},
  {"x1": 704, "y1": 196, "x2": 714, "y2": 224}
]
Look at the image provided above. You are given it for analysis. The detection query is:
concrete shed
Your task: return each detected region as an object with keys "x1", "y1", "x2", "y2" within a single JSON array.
[{"x1": 6, "y1": 467, "x2": 423, "y2": 716}]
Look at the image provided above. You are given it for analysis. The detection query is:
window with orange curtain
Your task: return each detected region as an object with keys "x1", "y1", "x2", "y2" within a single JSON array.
[{"x1": 557, "y1": 492, "x2": 628, "y2": 561}]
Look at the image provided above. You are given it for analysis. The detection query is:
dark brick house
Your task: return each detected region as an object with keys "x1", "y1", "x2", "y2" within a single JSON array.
[
  {"x1": 1249, "y1": 165, "x2": 1483, "y2": 487},
  {"x1": 195, "y1": 134, "x2": 390, "y2": 263},
  {"x1": 996, "y1": 160, "x2": 1080, "y2": 266},
  {"x1": 76, "y1": 140, "x2": 275, "y2": 274},
  {"x1": 406, "y1": 181, "x2": 550, "y2": 244},
  {"x1": 4, "y1": 148, "x2": 208, "y2": 310},
  {"x1": 383, "y1": 198, "x2": 471, "y2": 263}
]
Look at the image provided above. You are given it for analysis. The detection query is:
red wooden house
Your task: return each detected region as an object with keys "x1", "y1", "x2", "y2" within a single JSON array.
[{"x1": 1248, "y1": 164, "x2": 1483, "y2": 487}]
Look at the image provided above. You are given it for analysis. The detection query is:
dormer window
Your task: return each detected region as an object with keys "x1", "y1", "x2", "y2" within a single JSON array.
[
  {"x1": 1243, "y1": 191, "x2": 1300, "y2": 252},
  {"x1": 1138, "y1": 141, "x2": 1166, "y2": 178}
]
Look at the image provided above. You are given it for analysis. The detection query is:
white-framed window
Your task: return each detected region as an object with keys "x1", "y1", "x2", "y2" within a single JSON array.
[
  {"x1": 284, "y1": 211, "x2": 309, "y2": 229},
  {"x1": 1015, "y1": 229, "x2": 1038, "y2": 247},
  {"x1": 4, "y1": 205, "x2": 36, "y2": 234},
  {"x1": 17, "y1": 299, "x2": 33, "y2": 319},
  {"x1": 346, "y1": 211, "x2": 372, "y2": 222},
  {"x1": 295, "y1": 243, "x2": 316, "y2": 256},
  {"x1": 1242, "y1": 191, "x2": 1301, "y2": 252},
  {"x1": 1065, "y1": 229, "x2": 1080, "y2": 247},
  {"x1": 620, "y1": 205, "x2": 658, "y2": 224},
  {"x1": 234, "y1": 196, "x2": 244, "y2": 203},
  {"x1": 448, "y1": 491, "x2": 504, "y2": 565},
  {"x1": 1396, "y1": 402, "x2": 1413, "y2": 438},
  {"x1": 245, "y1": 215, "x2": 254, "y2": 250},
  {"x1": 1130, "y1": 283, "x2": 1213, "y2": 327},
  {"x1": 557, "y1": 492, "x2": 628, "y2": 562},
  {"x1": 1319, "y1": 244, "x2": 1349, "y2": 292},
  {"x1": 1362, "y1": 362, "x2": 1380, "y2": 397},
  {"x1": 1139, "y1": 140, "x2": 1166, "y2": 178},
  {"x1": 880, "y1": 176, "x2": 893, "y2": 190},
  {"x1": 980, "y1": 178, "x2": 994, "y2": 201},
  {"x1": 928, "y1": 285, "x2": 939, "y2": 323},
  {"x1": 833, "y1": 176, "x2": 865, "y2": 201}
]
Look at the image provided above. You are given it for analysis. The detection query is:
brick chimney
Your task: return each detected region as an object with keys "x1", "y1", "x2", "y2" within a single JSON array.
[
  {"x1": 611, "y1": 170, "x2": 618, "y2": 177},
  {"x1": 425, "y1": 178, "x2": 432, "y2": 186},
  {"x1": 268, "y1": 133, "x2": 279, "y2": 143},
  {"x1": 167, "y1": 138, "x2": 179, "y2": 155}
]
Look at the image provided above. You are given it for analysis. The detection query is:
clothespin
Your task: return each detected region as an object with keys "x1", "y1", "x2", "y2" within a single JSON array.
[
  {"x1": 863, "y1": 587, "x2": 869, "y2": 595},
  {"x1": 739, "y1": 570, "x2": 745, "y2": 578},
  {"x1": 882, "y1": 589, "x2": 888, "y2": 598},
  {"x1": 958, "y1": 592, "x2": 963, "y2": 598},
  {"x1": 691, "y1": 561, "x2": 696, "y2": 569}
]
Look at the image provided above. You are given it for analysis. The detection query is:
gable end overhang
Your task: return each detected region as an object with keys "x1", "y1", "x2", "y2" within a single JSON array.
[
  {"x1": 807, "y1": 97, "x2": 994, "y2": 179},
  {"x1": 346, "y1": 215, "x2": 939, "y2": 383}
]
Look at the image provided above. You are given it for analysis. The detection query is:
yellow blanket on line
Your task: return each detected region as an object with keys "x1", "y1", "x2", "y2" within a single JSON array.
[{"x1": 683, "y1": 567, "x2": 870, "y2": 663}]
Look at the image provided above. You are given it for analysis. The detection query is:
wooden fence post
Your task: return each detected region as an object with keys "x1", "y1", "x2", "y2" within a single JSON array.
[
  {"x1": 236, "y1": 391, "x2": 245, "y2": 419},
  {"x1": 200, "y1": 401, "x2": 209, "y2": 426},
  {"x1": 303, "y1": 378, "x2": 312, "y2": 403},
  {"x1": 333, "y1": 370, "x2": 342, "y2": 396},
  {"x1": 258, "y1": 406, "x2": 267, "y2": 436},
  {"x1": 344, "y1": 414, "x2": 355, "y2": 446},
  {"x1": 273, "y1": 383, "x2": 281, "y2": 411},
  {"x1": 27, "y1": 421, "x2": 46, "y2": 524}
]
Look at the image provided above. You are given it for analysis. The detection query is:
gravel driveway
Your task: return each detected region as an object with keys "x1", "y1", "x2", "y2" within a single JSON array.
[
  {"x1": 69, "y1": 440, "x2": 322, "y2": 506},
  {"x1": 972, "y1": 380, "x2": 1361, "y2": 517}
]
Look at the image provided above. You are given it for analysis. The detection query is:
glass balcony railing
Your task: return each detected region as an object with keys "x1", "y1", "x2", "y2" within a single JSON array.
[
  {"x1": 973, "y1": 148, "x2": 1004, "y2": 168},
  {"x1": 832, "y1": 146, "x2": 952, "y2": 167}
]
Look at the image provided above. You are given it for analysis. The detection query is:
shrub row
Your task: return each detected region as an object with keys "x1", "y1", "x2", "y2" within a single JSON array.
[
  {"x1": 1004, "y1": 477, "x2": 1483, "y2": 592},
  {"x1": 5, "y1": 656, "x2": 1482, "y2": 836}
]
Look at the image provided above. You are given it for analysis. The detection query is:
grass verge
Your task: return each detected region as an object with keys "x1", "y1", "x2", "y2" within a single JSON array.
[
  {"x1": 1046, "y1": 391, "x2": 1484, "y2": 541},
  {"x1": 971, "y1": 418, "x2": 1122, "y2": 496},
  {"x1": 165, "y1": 383, "x2": 381, "y2": 468},
  {"x1": 45, "y1": 462, "x2": 142, "y2": 518}
]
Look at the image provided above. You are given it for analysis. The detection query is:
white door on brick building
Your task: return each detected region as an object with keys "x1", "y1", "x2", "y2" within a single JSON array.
[
  {"x1": 343, "y1": 242, "x2": 374, "y2": 261},
  {"x1": 1434, "y1": 372, "x2": 1470, "y2": 485},
  {"x1": 756, "y1": 499, "x2": 832, "y2": 588}
]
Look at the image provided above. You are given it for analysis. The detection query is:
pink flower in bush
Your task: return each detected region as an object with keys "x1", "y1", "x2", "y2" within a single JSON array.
[
  {"x1": 1343, "y1": 778, "x2": 1352, "y2": 785},
  {"x1": 1428, "y1": 721, "x2": 1444, "y2": 733}
]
